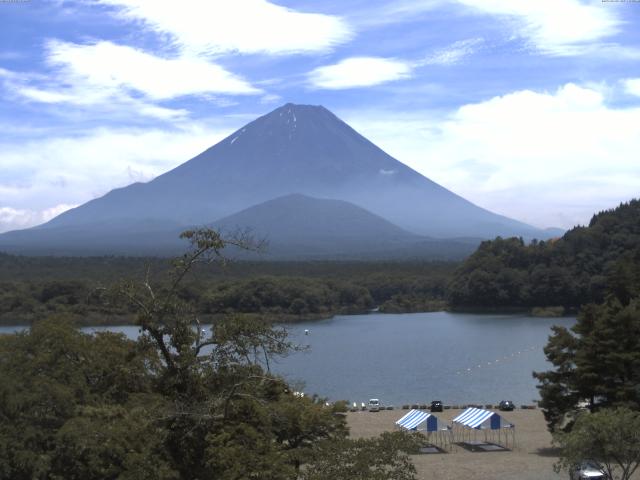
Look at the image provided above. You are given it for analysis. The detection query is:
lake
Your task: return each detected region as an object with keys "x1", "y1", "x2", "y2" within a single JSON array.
[{"x1": 0, "y1": 311, "x2": 574, "y2": 406}]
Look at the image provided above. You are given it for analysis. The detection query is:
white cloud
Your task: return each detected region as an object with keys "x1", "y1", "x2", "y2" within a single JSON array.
[
  {"x1": 308, "y1": 57, "x2": 412, "y2": 89},
  {"x1": 18, "y1": 87, "x2": 75, "y2": 104},
  {"x1": 345, "y1": 82, "x2": 640, "y2": 229},
  {"x1": 11, "y1": 81, "x2": 189, "y2": 121},
  {"x1": 46, "y1": 40, "x2": 260, "y2": 99},
  {"x1": 100, "y1": 0, "x2": 353, "y2": 56},
  {"x1": 624, "y1": 78, "x2": 640, "y2": 97},
  {"x1": 455, "y1": 0, "x2": 621, "y2": 55},
  {"x1": 0, "y1": 123, "x2": 235, "y2": 232},
  {"x1": 308, "y1": 38, "x2": 484, "y2": 90},
  {"x1": 5, "y1": 40, "x2": 260, "y2": 120},
  {"x1": 368, "y1": 0, "x2": 622, "y2": 56},
  {"x1": 260, "y1": 93, "x2": 283, "y2": 104},
  {"x1": 419, "y1": 38, "x2": 484, "y2": 66},
  {"x1": 0, "y1": 204, "x2": 77, "y2": 233},
  {"x1": 346, "y1": 0, "x2": 442, "y2": 28}
]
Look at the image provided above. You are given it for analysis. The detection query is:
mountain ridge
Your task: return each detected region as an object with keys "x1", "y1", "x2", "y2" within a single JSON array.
[{"x1": 0, "y1": 103, "x2": 559, "y2": 257}]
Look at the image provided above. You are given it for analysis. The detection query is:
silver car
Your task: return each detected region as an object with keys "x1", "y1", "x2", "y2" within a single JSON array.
[
  {"x1": 367, "y1": 398, "x2": 380, "y2": 412},
  {"x1": 569, "y1": 460, "x2": 608, "y2": 480}
]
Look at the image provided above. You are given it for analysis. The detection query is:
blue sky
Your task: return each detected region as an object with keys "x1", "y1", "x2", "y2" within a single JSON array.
[{"x1": 1, "y1": 0, "x2": 640, "y2": 233}]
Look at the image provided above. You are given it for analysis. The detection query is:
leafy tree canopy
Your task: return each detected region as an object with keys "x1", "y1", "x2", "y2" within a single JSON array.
[
  {"x1": 534, "y1": 296, "x2": 640, "y2": 431},
  {"x1": 0, "y1": 228, "x2": 419, "y2": 479},
  {"x1": 449, "y1": 199, "x2": 640, "y2": 310},
  {"x1": 555, "y1": 407, "x2": 640, "y2": 480}
]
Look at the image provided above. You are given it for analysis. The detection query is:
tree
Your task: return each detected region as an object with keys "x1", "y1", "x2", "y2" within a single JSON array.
[
  {"x1": 0, "y1": 316, "x2": 165, "y2": 479},
  {"x1": 534, "y1": 296, "x2": 640, "y2": 432},
  {"x1": 555, "y1": 408, "x2": 640, "y2": 480},
  {"x1": 300, "y1": 431, "x2": 420, "y2": 480},
  {"x1": 115, "y1": 228, "x2": 351, "y2": 477},
  {"x1": 448, "y1": 199, "x2": 640, "y2": 310},
  {"x1": 0, "y1": 228, "x2": 422, "y2": 478},
  {"x1": 533, "y1": 325, "x2": 579, "y2": 430},
  {"x1": 0, "y1": 229, "x2": 320, "y2": 478}
]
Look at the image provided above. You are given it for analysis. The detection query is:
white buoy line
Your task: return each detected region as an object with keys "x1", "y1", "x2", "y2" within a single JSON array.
[{"x1": 455, "y1": 346, "x2": 539, "y2": 376}]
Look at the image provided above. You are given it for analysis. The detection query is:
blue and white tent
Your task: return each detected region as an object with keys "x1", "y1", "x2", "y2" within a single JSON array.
[
  {"x1": 395, "y1": 410, "x2": 452, "y2": 450},
  {"x1": 452, "y1": 407, "x2": 503, "y2": 429},
  {"x1": 451, "y1": 407, "x2": 515, "y2": 448},
  {"x1": 395, "y1": 409, "x2": 439, "y2": 432}
]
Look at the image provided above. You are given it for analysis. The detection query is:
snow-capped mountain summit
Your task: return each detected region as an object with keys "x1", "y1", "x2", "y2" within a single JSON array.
[{"x1": 0, "y1": 103, "x2": 554, "y2": 256}]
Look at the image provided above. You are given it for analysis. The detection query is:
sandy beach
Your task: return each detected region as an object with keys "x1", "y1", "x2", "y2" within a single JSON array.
[{"x1": 347, "y1": 408, "x2": 564, "y2": 480}]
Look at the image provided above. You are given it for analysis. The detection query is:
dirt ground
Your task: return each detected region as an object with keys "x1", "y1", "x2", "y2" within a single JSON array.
[{"x1": 347, "y1": 408, "x2": 564, "y2": 480}]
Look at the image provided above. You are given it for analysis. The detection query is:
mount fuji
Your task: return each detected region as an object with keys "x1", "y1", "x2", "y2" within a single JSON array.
[{"x1": 0, "y1": 103, "x2": 556, "y2": 257}]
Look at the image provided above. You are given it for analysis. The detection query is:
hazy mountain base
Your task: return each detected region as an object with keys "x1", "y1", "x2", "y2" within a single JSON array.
[{"x1": 0, "y1": 194, "x2": 480, "y2": 260}]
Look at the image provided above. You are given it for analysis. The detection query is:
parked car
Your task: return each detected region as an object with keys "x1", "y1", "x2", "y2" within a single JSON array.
[
  {"x1": 499, "y1": 400, "x2": 515, "y2": 411},
  {"x1": 569, "y1": 460, "x2": 608, "y2": 480},
  {"x1": 430, "y1": 400, "x2": 443, "y2": 412},
  {"x1": 368, "y1": 398, "x2": 381, "y2": 412}
]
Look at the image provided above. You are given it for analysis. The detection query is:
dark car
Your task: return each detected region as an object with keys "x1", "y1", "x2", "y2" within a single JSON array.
[
  {"x1": 569, "y1": 460, "x2": 608, "y2": 480},
  {"x1": 499, "y1": 400, "x2": 515, "y2": 411},
  {"x1": 430, "y1": 400, "x2": 443, "y2": 412}
]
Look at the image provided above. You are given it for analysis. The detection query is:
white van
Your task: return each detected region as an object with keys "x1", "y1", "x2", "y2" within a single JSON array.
[{"x1": 368, "y1": 398, "x2": 381, "y2": 412}]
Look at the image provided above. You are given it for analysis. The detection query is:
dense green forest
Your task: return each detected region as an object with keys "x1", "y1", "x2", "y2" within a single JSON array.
[
  {"x1": 0, "y1": 230, "x2": 421, "y2": 479},
  {"x1": 0, "y1": 255, "x2": 454, "y2": 325},
  {"x1": 3, "y1": 199, "x2": 638, "y2": 325},
  {"x1": 448, "y1": 200, "x2": 640, "y2": 310},
  {"x1": 531, "y1": 227, "x2": 640, "y2": 474}
]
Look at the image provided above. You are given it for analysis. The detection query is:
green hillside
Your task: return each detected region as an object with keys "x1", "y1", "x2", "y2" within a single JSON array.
[{"x1": 448, "y1": 199, "x2": 640, "y2": 310}]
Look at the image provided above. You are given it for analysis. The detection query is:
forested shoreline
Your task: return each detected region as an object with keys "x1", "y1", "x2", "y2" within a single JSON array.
[
  {"x1": 0, "y1": 256, "x2": 454, "y2": 326},
  {"x1": 448, "y1": 200, "x2": 640, "y2": 311},
  {"x1": 0, "y1": 230, "x2": 422, "y2": 479},
  {"x1": 2, "y1": 200, "x2": 638, "y2": 326},
  {"x1": 1, "y1": 201, "x2": 639, "y2": 477}
]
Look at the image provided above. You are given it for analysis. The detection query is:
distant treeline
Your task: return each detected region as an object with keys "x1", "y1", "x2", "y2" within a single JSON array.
[
  {"x1": 448, "y1": 200, "x2": 640, "y2": 310},
  {"x1": 4, "y1": 200, "x2": 638, "y2": 325},
  {"x1": 0, "y1": 257, "x2": 455, "y2": 325}
]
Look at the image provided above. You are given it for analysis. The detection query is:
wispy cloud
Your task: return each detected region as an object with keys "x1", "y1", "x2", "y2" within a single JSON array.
[
  {"x1": 46, "y1": 40, "x2": 261, "y2": 99},
  {"x1": 418, "y1": 38, "x2": 484, "y2": 66},
  {"x1": 345, "y1": 0, "x2": 442, "y2": 28},
  {"x1": 4, "y1": 40, "x2": 261, "y2": 120},
  {"x1": 364, "y1": 0, "x2": 623, "y2": 57},
  {"x1": 99, "y1": 0, "x2": 353, "y2": 56},
  {"x1": 0, "y1": 51, "x2": 23, "y2": 61},
  {"x1": 454, "y1": 0, "x2": 621, "y2": 56},
  {"x1": 308, "y1": 57, "x2": 412, "y2": 89},
  {"x1": 307, "y1": 37, "x2": 483, "y2": 90}
]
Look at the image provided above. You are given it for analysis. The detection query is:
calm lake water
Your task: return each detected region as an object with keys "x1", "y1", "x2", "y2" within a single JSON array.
[{"x1": 0, "y1": 312, "x2": 574, "y2": 406}]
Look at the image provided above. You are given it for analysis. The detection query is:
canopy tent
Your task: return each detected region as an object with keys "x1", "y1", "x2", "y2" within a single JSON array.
[
  {"x1": 451, "y1": 407, "x2": 515, "y2": 449},
  {"x1": 395, "y1": 410, "x2": 451, "y2": 450},
  {"x1": 396, "y1": 409, "x2": 438, "y2": 431}
]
